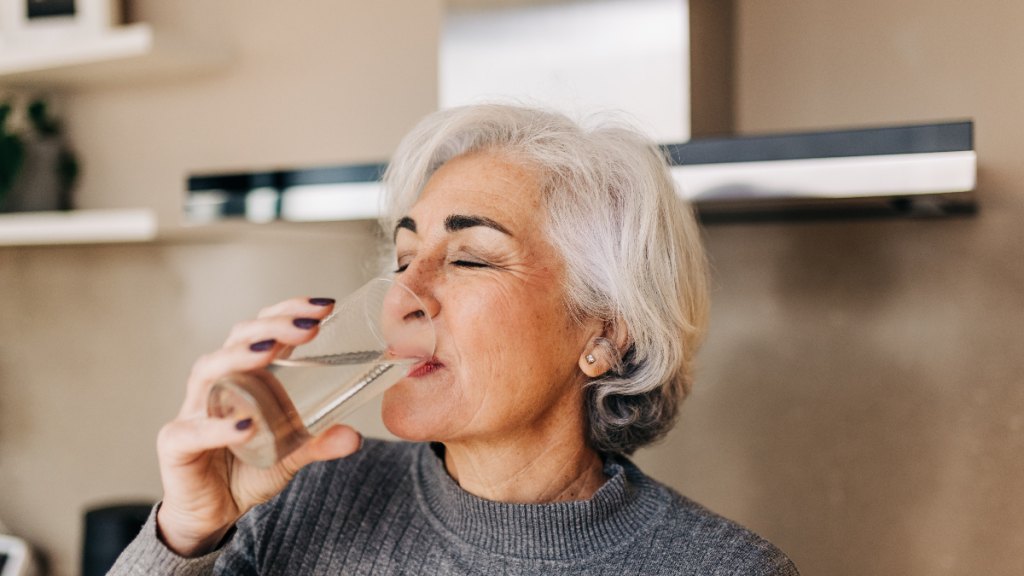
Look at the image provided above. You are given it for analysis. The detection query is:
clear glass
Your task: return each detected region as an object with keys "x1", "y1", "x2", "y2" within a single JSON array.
[{"x1": 207, "y1": 277, "x2": 435, "y2": 468}]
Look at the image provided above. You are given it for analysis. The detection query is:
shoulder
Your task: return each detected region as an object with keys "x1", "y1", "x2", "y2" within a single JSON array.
[
  {"x1": 618, "y1": 458, "x2": 800, "y2": 576},
  {"x1": 659, "y1": 492, "x2": 799, "y2": 575}
]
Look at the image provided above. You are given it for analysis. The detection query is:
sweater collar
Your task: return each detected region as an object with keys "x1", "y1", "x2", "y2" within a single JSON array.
[{"x1": 413, "y1": 442, "x2": 668, "y2": 561}]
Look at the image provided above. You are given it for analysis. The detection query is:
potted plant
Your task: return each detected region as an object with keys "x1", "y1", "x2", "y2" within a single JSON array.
[
  {"x1": 0, "y1": 102, "x2": 25, "y2": 209},
  {"x1": 0, "y1": 97, "x2": 79, "y2": 212}
]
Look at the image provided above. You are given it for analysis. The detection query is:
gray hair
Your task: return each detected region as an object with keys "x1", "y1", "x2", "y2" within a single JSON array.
[{"x1": 381, "y1": 104, "x2": 709, "y2": 455}]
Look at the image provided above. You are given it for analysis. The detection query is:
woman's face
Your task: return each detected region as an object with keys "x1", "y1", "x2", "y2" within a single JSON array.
[{"x1": 381, "y1": 151, "x2": 599, "y2": 447}]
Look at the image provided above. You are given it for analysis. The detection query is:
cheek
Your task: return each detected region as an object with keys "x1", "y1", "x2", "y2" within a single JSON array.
[
  {"x1": 448, "y1": 282, "x2": 579, "y2": 391},
  {"x1": 448, "y1": 283, "x2": 542, "y2": 364}
]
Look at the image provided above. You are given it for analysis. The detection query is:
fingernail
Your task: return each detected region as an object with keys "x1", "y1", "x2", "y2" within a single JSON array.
[
  {"x1": 249, "y1": 339, "x2": 276, "y2": 352},
  {"x1": 293, "y1": 318, "x2": 320, "y2": 329},
  {"x1": 309, "y1": 297, "x2": 335, "y2": 306},
  {"x1": 357, "y1": 432, "x2": 365, "y2": 451},
  {"x1": 235, "y1": 418, "x2": 253, "y2": 431}
]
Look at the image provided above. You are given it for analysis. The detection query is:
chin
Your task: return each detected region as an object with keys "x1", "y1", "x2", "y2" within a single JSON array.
[{"x1": 381, "y1": 386, "x2": 439, "y2": 441}]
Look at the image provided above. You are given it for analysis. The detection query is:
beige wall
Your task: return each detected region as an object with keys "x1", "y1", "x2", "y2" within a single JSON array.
[
  {"x1": 644, "y1": 1, "x2": 1024, "y2": 574},
  {"x1": 2, "y1": 1, "x2": 1023, "y2": 575},
  {"x1": 688, "y1": 0, "x2": 734, "y2": 137}
]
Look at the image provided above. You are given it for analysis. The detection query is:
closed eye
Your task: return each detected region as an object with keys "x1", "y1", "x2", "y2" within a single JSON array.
[{"x1": 396, "y1": 260, "x2": 489, "y2": 273}]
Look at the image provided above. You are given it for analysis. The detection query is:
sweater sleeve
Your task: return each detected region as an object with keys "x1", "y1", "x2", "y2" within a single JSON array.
[{"x1": 106, "y1": 504, "x2": 233, "y2": 576}]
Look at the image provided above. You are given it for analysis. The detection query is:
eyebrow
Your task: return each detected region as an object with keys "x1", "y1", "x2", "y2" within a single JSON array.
[
  {"x1": 394, "y1": 216, "x2": 416, "y2": 239},
  {"x1": 393, "y1": 214, "x2": 513, "y2": 239},
  {"x1": 445, "y1": 214, "x2": 512, "y2": 236}
]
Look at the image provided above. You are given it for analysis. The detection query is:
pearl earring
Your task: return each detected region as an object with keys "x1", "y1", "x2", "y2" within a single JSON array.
[{"x1": 585, "y1": 353, "x2": 597, "y2": 364}]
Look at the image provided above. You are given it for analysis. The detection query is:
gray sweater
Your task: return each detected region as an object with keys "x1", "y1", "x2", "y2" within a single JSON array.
[{"x1": 111, "y1": 440, "x2": 799, "y2": 575}]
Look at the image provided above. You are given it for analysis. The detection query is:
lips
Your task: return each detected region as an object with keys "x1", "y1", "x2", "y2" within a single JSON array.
[{"x1": 407, "y1": 358, "x2": 444, "y2": 378}]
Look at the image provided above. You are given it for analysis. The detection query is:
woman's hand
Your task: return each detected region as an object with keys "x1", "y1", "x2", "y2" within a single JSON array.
[{"x1": 154, "y1": 297, "x2": 363, "y2": 557}]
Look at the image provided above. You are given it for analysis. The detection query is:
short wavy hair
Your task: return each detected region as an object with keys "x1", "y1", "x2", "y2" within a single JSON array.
[{"x1": 381, "y1": 104, "x2": 709, "y2": 455}]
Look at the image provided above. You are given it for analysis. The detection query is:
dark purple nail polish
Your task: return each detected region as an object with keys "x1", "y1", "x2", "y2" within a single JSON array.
[
  {"x1": 309, "y1": 297, "x2": 335, "y2": 306},
  {"x1": 235, "y1": 418, "x2": 253, "y2": 431},
  {"x1": 249, "y1": 339, "x2": 276, "y2": 352},
  {"x1": 293, "y1": 317, "x2": 320, "y2": 329}
]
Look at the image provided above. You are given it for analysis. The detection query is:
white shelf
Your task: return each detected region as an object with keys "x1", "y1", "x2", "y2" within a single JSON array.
[
  {"x1": 0, "y1": 209, "x2": 157, "y2": 246},
  {"x1": 0, "y1": 24, "x2": 151, "y2": 76},
  {"x1": 0, "y1": 24, "x2": 228, "y2": 88}
]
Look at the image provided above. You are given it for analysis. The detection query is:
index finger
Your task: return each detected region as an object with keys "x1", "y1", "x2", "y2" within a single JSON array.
[{"x1": 256, "y1": 297, "x2": 336, "y2": 320}]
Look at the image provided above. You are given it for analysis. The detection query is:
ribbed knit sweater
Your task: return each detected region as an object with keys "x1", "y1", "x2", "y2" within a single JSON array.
[{"x1": 111, "y1": 440, "x2": 799, "y2": 575}]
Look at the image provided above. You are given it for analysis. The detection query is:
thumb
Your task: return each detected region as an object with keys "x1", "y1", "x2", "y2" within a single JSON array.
[{"x1": 279, "y1": 425, "x2": 363, "y2": 472}]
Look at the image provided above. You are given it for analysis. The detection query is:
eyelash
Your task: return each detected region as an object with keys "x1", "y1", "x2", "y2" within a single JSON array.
[
  {"x1": 454, "y1": 260, "x2": 489, "y2": 268},
  {"x1": 393, "y1": 259, "x2": 489, "y2": 274}
]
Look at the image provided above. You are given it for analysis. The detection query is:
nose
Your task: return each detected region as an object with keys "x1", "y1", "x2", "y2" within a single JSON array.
[
  {"x1": 399, "y1": 284, "x2": 440, "y2": 324},
  {"x1": 394, "y1": 260, "x2": 441, "y2": 321},
  {"x1": 380, "y1": 275, "x2": 438, "y2": 359}
]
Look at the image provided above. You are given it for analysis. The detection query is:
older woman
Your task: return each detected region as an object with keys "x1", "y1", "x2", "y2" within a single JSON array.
[{"x1": 112, "y1": 104, "x2": 798, "y2": 575}]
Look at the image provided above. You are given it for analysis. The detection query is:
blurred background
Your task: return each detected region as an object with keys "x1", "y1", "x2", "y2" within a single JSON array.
[{"x1": 1, "y1": 1, "x2": 1022, "y2": 574}]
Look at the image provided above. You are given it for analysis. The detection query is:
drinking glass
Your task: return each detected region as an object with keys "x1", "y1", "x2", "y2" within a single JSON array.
[{"x1": 207, "y1": 277, "x2": 435, "y2": 467}]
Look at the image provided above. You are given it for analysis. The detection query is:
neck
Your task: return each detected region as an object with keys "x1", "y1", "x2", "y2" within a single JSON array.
[{"x1": 441, "y1": 434, "x2": 607, "y2": 503}]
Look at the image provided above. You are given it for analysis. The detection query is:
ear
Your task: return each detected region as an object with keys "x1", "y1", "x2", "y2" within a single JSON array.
[{"x1": 578, "y1": 317, "x2": 630, "y2": 378}]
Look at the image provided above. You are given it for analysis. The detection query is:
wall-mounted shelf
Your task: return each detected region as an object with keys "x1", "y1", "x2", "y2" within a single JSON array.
[
  {"x1": 0, "y1": 209, "x2": 157, "y2": 246},
  {"x1": 0, "y1": 24, "x2": 229, "y2": 88},
  {"x1": 0, "y1": 23, "x2": 151, "y2": 77},
  {"x1": 0, "y1": 209, "x2": 375, "y2": 247}
]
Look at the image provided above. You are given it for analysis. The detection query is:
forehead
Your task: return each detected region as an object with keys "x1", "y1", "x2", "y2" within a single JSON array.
[{"x1": 409, "y1": 151, "x2": 545, "y2": 229}]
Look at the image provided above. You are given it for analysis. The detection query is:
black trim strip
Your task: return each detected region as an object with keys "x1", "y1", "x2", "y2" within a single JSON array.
[
  {"x1": 189, "y1": 163, "x2": 386, "y2": 193},
  {"x1": 664, "y1": 121, "x2": 973, "y2": 165}
]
